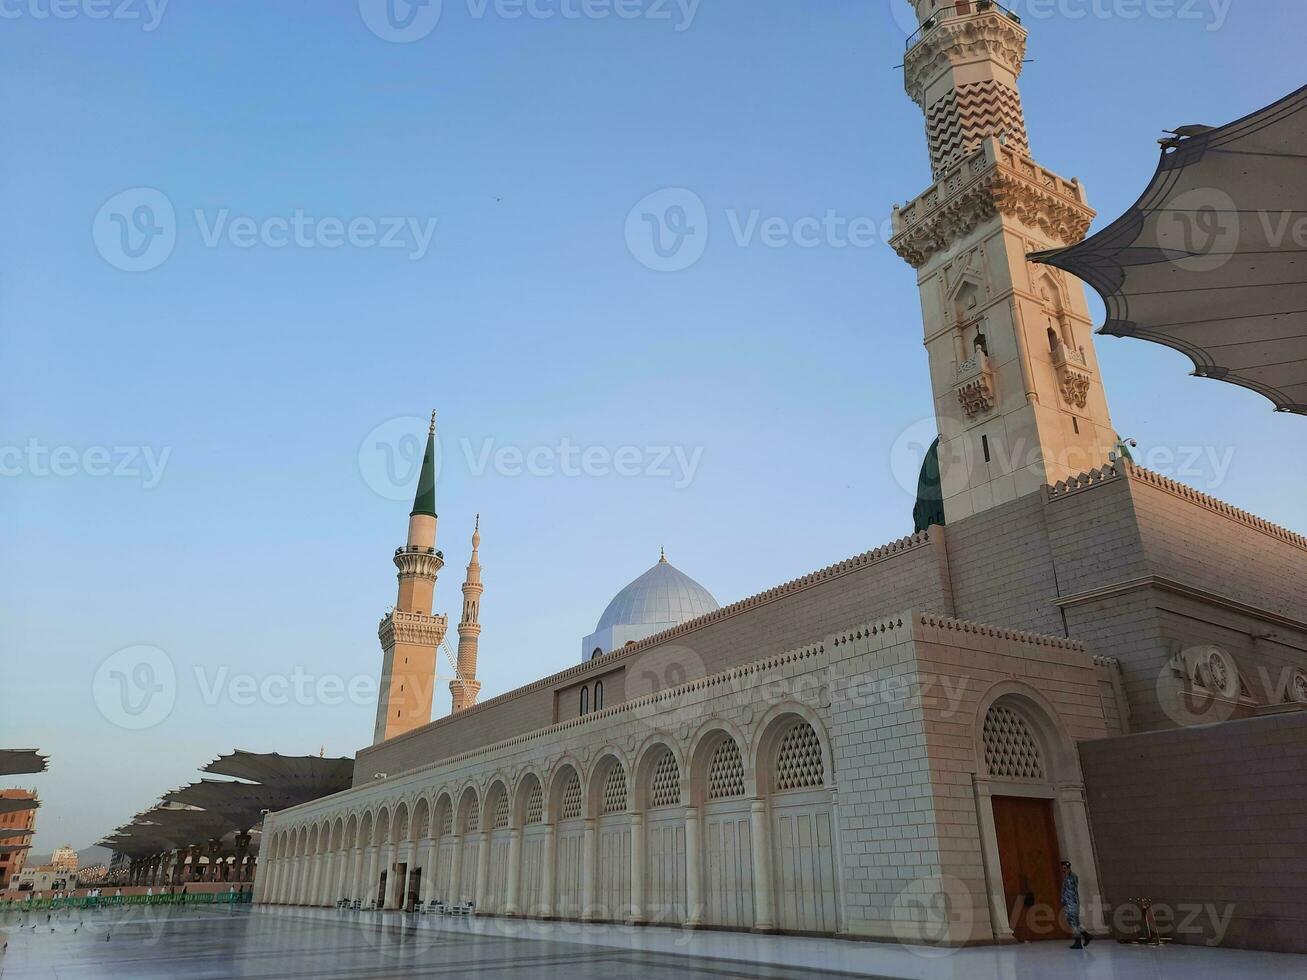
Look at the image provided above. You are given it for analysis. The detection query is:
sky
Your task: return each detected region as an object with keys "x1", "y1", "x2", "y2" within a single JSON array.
[{"x1": 2, "y1": 0, "x2": 1305, "y2": 855}]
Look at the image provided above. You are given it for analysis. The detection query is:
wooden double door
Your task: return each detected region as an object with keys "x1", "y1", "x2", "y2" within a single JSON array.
[{"x1": 991, "y1": 796, "x2": 1070, "y2": 941}]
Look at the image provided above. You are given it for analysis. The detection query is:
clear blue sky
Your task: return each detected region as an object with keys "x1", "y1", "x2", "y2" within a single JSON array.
[{"x1": 3, "y1": 1, "x2": 1304, "y2": 855}]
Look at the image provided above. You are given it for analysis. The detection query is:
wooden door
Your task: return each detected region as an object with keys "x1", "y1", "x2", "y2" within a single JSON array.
[{"x1": 992, "y1": 796, "x2": 1069, "y2": 941}]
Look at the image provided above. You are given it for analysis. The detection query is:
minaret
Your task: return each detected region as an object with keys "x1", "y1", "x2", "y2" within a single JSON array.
[
  {"x1": 373, "y1": 412, "x2": 448, "y2": 744},
  {"x1": 890, "y1": 0, "x2": 1117, "y2": 523},
  {"x1": 450, "y1": 516, "x2": 483, "y2": 713}
]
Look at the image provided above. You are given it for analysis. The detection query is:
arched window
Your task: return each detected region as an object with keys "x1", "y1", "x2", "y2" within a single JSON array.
[
  {"x1": 594, "y1": 680, "x2": 604, "y2": 710},
  {"x1": 580, "y1": 686, "x2": 589, "y2": 715},
  {"x1": 649, "y1": 749, "x2": 680, "y2": 808},
  {"x1": 591, "y1": 647, "x2": 603, "y2": 660},
  {"x1": 774, "y1": 720, "x2": 825, "y2": 791},
  {"x1": 982, "y1": 703, "x2": 1046, "y2": 780},
  {"x1": 706, "y1": 737, "x2": 745, "y2": 801}
]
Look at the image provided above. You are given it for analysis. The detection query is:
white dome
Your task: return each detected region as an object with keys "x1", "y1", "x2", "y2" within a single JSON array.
[{"x1": 594, "y1": 555, "x2": 719, "y2": 633}]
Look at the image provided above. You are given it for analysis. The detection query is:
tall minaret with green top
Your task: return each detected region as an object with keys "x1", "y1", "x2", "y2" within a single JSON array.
[{"x1": 373, "y1": 412, "x2": 448, "y2": 743}]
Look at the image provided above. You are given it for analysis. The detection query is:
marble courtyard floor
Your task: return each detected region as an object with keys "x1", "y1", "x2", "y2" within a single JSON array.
[{"x1": 1, "y1": 905, "x2": 1302, "y2": 979}]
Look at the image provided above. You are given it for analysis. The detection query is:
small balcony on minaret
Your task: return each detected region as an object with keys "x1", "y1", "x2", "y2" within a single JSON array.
[{"x1": 904, "y1": 1, "x2": 1024, "y2": 52}]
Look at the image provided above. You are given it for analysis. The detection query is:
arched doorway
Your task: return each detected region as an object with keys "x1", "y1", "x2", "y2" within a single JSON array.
[
  {"x1": 640, "y1": 745, "x2": 686, "y2": 925},
  {"x1": 455, "y1": 788, "x2": 480, "y2": 906},
  {"x1": 485, "y1": 780, "x2": 512, "y2": 913},
  {"x1": 516, "y1": 774, "x2": 546, "y2": 916},
  {"x1": 432, "y1": 794, "x2": 455, "y2": 905},
  {"x1": 592, "y1": 756, "x2": 631, "y2": 921},
  {"x1": 696, "y1": 731, "x2": 754, "y2": 929},
  {"x1": 761, "y1": 715, "x2": 838, "y2": 934},
  {"x1": 974, "y1": 691, "x2": 1100, "y2": 942},
  {"x1": 551, "y1": 765, "x2": 585, "y2": 918}
]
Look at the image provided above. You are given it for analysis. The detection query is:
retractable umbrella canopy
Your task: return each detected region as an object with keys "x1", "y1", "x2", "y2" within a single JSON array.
[
  {"x1": 1032, "y1": 84, "x2": 1307, "y2": 414},
  {"x1": 0, "y1": 749, "x2": 48, "y2": 775}
]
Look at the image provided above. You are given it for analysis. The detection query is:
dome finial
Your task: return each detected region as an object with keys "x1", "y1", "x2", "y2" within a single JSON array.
[
  {"x1": 659, "y1": 545, "x2": 667, "y2": 563},
  {"x1": 429, "y1": 409, "x2": 437, "y2": 435}
]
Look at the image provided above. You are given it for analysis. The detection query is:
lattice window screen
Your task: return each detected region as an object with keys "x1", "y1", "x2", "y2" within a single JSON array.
[
  {"x1": 601, "y1": 764, "x2": 628, "y2": 815},
  {"x1": 774, "y1": 721, "x2": 825, "y2": 791},
  {"x1": 649, "y1": 750, "x2": 680, "y2": 808},
  {"x1": 983, "y1": 704, "x2": 1046, "y2": 780},
  {"x1": 492, "y1": 792, "x2": 510, "y2": 829},
  {"x1": 560, "y1": 772, "x2": 583, "y2": 820},
  {"x1": 706, "y1": 738, "x2": 745, "y2": 801},
  {"x1": 524, "y1": 782, "x2": 544, "y2": 825},
  {"x1": 413, "y1": 807, "x2": 430, "y2": 839},
  {"x1": 464, "y1": 798, "x2": 480, "y2": 833}
]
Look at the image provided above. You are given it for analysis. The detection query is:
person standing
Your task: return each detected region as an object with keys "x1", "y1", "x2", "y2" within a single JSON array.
[{"x1": 1061, "y1": 860, "x2": 1093, "y2": 949}]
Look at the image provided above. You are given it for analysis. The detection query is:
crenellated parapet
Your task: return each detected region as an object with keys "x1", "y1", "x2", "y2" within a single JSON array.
[
  {"x1": 890, "y1": 138, "x2": 1095, "y2": 269},
  {"x1": 378, "y1": 609, "x2": 448, "y2": 648}
]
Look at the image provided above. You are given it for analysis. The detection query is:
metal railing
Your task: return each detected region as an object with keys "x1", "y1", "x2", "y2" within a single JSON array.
[{"x1": 906, "y1": 0, "x2": 1023, "y2": 50}]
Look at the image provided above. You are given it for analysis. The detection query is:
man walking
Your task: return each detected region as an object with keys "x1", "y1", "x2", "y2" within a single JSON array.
[{"x1": 1061, "y1": 860, "x2": 1093, "y2": 949}]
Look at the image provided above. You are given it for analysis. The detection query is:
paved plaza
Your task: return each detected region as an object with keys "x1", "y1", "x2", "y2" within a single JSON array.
[{"x1": 2, "y1": 906, "x2": 1304, "y2": 979}]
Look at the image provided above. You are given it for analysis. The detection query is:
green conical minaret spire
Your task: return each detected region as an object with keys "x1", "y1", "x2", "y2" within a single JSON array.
[{"x1": 410, "y1": 411, "x2": 438, "y2": 518}]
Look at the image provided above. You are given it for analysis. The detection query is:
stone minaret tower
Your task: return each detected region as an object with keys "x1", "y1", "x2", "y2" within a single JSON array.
[
  {"x1": 373, "y1": 413, "x2": 448, "y2": 744},
  {"x1": 450, "y1": 516, "x2": 483, "y2": 713},
  {"x1": 890, "y1": 0, "x2": 1117, "y2": 523}
]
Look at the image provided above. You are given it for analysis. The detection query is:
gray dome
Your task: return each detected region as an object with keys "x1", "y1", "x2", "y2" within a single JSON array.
[{"x1": 595, "y1": 555, "x2": 719, "y2": 633}]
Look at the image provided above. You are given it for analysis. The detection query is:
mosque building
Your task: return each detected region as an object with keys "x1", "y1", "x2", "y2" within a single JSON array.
[{"x1": 253, "y1": 2, "x2": 1307, "y2": 951}]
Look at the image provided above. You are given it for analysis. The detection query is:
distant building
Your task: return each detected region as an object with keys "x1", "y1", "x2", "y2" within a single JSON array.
[
  {"x1": 50, "y1": 844, "x2": 78, "y2": 873},
  {"x1": 0, "y1": 789, "x2": 37, "y2": 889},
  {"x1": 14, "y1": 866, "x2": 77, "y2": 893}
]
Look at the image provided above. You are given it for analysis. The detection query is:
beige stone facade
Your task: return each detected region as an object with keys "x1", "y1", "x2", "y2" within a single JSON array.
[{"x1": 253, "y1": 0, "x2": 1307, "y2": 950}]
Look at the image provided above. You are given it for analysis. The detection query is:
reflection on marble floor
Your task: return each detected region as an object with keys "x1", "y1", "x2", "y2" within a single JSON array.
[{"x1": 1, "y1": 905, "x2": 1303, "y2": 980}]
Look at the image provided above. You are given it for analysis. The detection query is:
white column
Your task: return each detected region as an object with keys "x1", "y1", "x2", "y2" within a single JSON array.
[
  {"x1": 309, "y1": 854, "x2": 324, "y2": 906},
  {"x1": 973, "y1": 779, "x2": 1015, "y2": 941},
  {"x1": 684, "y1": 806, "x2": 701, "y2": 927},
  {"x1": 363, "y1": 847, "x2": 379, "y2": 907},
  {"x1": 505, "y1": 829, "x2": 522, "y2": 915},
  {"x1": 474, "y1": 833, "x2": 491, "y2": 912},
  {"x1": 580, "y1": 818, "x2": 597, "y2": 920},
  {"x1": 448, "y1": 835, "x2": 464, "y2": 906},
  {"x1": 829, "y1": 790, "x2": 850, "y2": 936},
  {"x1": 380, "y1": 844, "x2": 396, "y2": 908},
  {"x1": 348, "y1": 848, "x2": 363, "y2": 903},
  {"x1": 419, "y1": 837, "x2": 437, "y2": 905},
  {"x1": 540, "y1": 824, "x2": 556, "y2": 918},
  {"x1": 749, "y1": 799, "x2": 775, "y2": 932},
  {"x1": 1056, "y1": 783, "x2": 1107, "y2": 933},
  {"x1": 629, "y1": 812, "x2": 646, "y2": 923},
  {"x1": 255, "y1": 860, "x2": 273, "y2": 904}
]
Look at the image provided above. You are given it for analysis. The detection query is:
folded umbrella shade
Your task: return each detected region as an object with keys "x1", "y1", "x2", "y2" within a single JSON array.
[{"x1": 1032, "y1": 84, "x2": 1307, "y2": 414}]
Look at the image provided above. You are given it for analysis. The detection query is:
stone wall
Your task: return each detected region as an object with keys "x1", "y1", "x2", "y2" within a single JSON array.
[
  {"x1": 263, "y1": 610, "x2": 1108, "y2": 945},
  {"x1": 1079, "y1": 710, "x2": 1307, "y2": 953},
  {"x1": 354, "y1": 532, "x2": 954, "y2": 785}
]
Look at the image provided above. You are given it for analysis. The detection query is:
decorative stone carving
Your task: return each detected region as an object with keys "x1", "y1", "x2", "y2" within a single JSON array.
[
  {"x1": 926, "y1": 79, "x2": 1030, "y2": 178},
  {"x1": 378, "y1": 609, "x2": 448, "y2": 647},
  {"x1": 891, "y1": 142, "x2": 1095, "y2": 269},
  {"x1": 904, "y1": 8, "x2": 1027, "y2": 108},
  {"x1": 393, "y1": 547, "x2": 443, "y2": 581},
  {"x1": 1051, "y1": 341, "x2": 1092, "y2": 408},
  {"x1": 954, "y1": 350, "x2": 996, "y2": 418}
]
